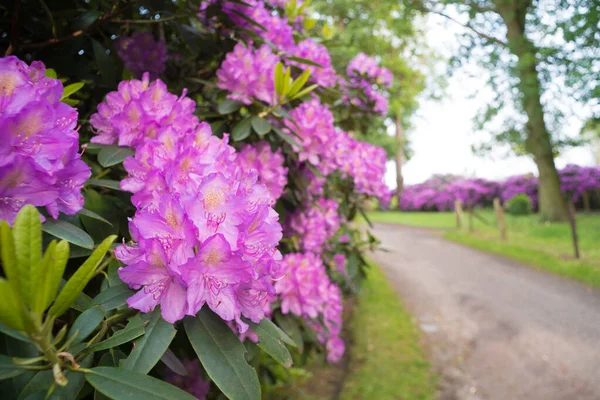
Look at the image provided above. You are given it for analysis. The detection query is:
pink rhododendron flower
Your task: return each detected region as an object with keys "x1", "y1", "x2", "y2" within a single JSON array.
[
  {"x1": 287, "y1": 198, "x2": 340, "y2": 254},
  {"x1": 332, "y1": 254, "x2": 347, "y2": 275},
  {"x1": 291, "y1": 39, "x2": 338, "y2": 87},
  {"x1": 275, "y1": 253, "x2": 344, "y2": 362},
  {"x1": 343, "y1": 53, "x2": 393, "y2": 116},
  {"x1": 115, "y1": 32, "x2": 167, "y2": 80},
  {"x1": 217, "y1": 43, "x2": 279, "y2": 105},
  {"x1": 237, "y1": 142, "x2": 288, "y2": 199},
  {"x1": 94, "y1": 75, "x2": 283, "y2": 328},
  {"x1": 0, "y1": 56, "x2": 90, "y2": 224}
]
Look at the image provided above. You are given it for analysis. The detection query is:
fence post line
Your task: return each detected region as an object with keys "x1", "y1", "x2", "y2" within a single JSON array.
[
  {"x1": 455, "y1": 200, "x2": 463, "y2": 230},
  {"x1": 567, "y1": 200, "x2": 580, "y2": 259},
  {"x1": 493, "y1": 198, "x2": 506, "y2": 240}
]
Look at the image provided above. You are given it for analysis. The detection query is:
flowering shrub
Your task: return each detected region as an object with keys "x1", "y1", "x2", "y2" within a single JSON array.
[{"x1": 0, "y1": 1, "x2": 392, "y2": 399}]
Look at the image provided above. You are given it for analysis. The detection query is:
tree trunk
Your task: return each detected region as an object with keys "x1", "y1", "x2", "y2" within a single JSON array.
[
  {"x1": 395, "y1": 112, "x2": 404, "y2": 210},
  {"x1": 498, "y1": 0, "x2": 569, "y2": 221}
]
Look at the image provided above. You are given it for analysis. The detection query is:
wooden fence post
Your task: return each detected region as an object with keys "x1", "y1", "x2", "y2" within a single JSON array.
[
  {"x1": 455, "y1": 200, "x2": 463, "y2": 230},
  {"x1": 467, "y1": 204, "x2": 474, "y2": 233},
  {"x1": 493, "y1": 198, "x2": 506, "y2": 240},
  {"x1": 567, "y1": 200, "x2": 580, "y2": 259},
  {"x1": 583, "y1": 191, "x2": 591, "y2": 214}
]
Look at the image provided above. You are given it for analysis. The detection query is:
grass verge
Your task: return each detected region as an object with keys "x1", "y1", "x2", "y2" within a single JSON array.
[{"x1": 339, "y1": 263, "x2": 436, "y2": 400}]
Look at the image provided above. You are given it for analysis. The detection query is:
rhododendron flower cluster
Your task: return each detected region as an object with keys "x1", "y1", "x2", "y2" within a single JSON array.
[
  {"x1": 0, "y1": 56, "x2": 90, "y2": 224},
  {"x1": 332, "y1": 254, "x2": 347, "y2": 275},
  {"x1": 291, "y1": 39, "x2": 338, "y2": 87},
  {"x1": 500, "y1": 174, "x2": 538, "y2": 207},
  {"x1": 90, "y1": 73, "x2": 197, "y2": 148},
  {"x1": 275, "y1": 253, "x2": 344, "y2": 362},
  {"x1": 91, "y1": 75, "x2": 283, "y2": 328},
  {"x1": 343, "y1": 53, "x2": 393, "y2": 115},
  {"x1": 558, "y1": 164, "x2": 600, "y2": 201},
  {"x1": 216, "y1": 43, "x2": 279, "y2": 106},
  {"x1": 115, "y1": 32, "x2": 167, "y2": 80},
  {"x1": 165, "y1": 359, "x2": 210, "y2": 399},
  {"x1": 238, "y1": 142, "x2": 288, "y2": 199},
  {"x1": 287, "y1": 198, "x2": 340, "y2": 254}
]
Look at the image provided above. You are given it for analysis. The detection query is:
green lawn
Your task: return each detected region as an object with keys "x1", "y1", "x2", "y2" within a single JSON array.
[
  {"x1": 367, "y1": 210, "x2": 600, "y2": 288},
  {"x1": 339, "y1": 263, "x2": 436, "y2": 400}
]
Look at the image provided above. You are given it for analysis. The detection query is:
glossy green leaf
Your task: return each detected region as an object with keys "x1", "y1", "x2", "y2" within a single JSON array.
[
  {"x1": 272, "y1": 126, "x2": 303, "y2": 150},
  {"x1": 16, "y1": 370, "x2": 53, "y2": 400},
  {"x1": 0, "y1": 221, "x2": 18, "y2": 285},
  {"x1": 217, "y1": 99, "x2": 244, "y2": 114},
  {"x1": 184, "y1": 309, "x2": 261, "y2": 400},
  {"x1": 121, "y1": 309, "x2": 176, "y2": 374},
  {"x1": 42, "y1": 240, "x2": 70, "y2": 312},
  {"x1": 45, "y1": 68, "x2": 57, "y2": 79},
  {"x1": 288, "y1": 69, "x2": 312, "y2": 97},
  {"x1": 98, "y1": 145, "x2": 134, "y2": 168},
  {"x1": 0, "y1": 354, "x2": 27, "y2": 380},
  {"x1": 289, "y1": 83, "x2": 319, "y2": 100},
  {"x1": 86, "y1": 316, "x2": 145, "y2": 353},
  {"x1": 50, "y1": 354, "x2": 93, "y2": 399},
  {"x1": 30, "y1": 241, "x2": 56, "y2": 313},
  {"x1": 86, "y1": 179, "x2": 123, "y2": 191},
  {"x1": 93, "y1": 40, "x2": 117, "y2": 87},
  {"x1": 248, "y1": 319, "x2": 293, "y2": 367},
  {"x1": 61, "y1": 82, "x2": 84, "y2": 100},
  {"x1": 42, "y1": 220, "x2": 94, "y2": 250},
  {"x1": 232, "y1": 117, "x2": 252, "y2": 141},
  {"x1": 13, "y1": 205, "x2": 42, "y2": 301},
  {"x1": 161, "y1": 349, "x2": 188, "y2": 376},
  {"x1": 86, "y1": 367, "x2": 197, "y2": 400},
  {"x1": 274, "y1": 62, "x2": 284, "y2": 96},
  {"x1": 0, "y1": 322, "x2": 30, "y2": 343},
  {"x1": 49, "y1": 235, "x2": 117, "y2": 317},
  {"x1": 251, "y1": 116, "x2": 272, "y2": 136},
  {"x1": 92, "y1": 284, "x2": 132, "y2": 312},
  {"x1": 274, "y1": 313, "x2": 303, "y2": 353},
  {"x1": 286, "y1": 55, "x2": 323, "y2": 68},
  {"x1": 78, "y1": 208, "x2": 113, "y2": 227},
  {"x1": 0, "y1": 279, "x2": 25, "y2": 331},
  {"x1": 68, "y1": 307, "x2": 105, "y2": 346},
  {"x1": 282, "y1": 67, "x2": 292, "y2": 95}
]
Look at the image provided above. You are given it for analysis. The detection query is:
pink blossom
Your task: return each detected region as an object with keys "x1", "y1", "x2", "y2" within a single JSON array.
[
  {"x1": 164, "y1": 359, "x2": 210, "y2": 399},
  {"x1": 237, "y1": 142, "x2": 288, "y2": 199},
  {"x1": 287, "y1": 198, "x2": 340, "y2": 254},
  {"x1": 290, "y1": 39, "x2": 338, "y2": 88}
]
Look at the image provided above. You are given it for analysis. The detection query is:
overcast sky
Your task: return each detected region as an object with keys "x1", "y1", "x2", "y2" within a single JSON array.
[{"x1": 384, "y1": 12, "x2": 596, "y2": 188}]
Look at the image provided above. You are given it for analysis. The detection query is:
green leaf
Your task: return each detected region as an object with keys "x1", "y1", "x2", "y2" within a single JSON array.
[
  {"x1": 49, "y1": 235, "x2": 117, "y2": 317},
  {"x1": 30, "y1": 241, "x2": 56, "y2": 313},
  {"x1": 78, "y1": 208, "x2": 113, "y2": 227},
  {"x1": 286, "y1": 55, "x2": 323, "y2": 68},
  {"x1": 86, "y1": 367, "x2": 197, "y2": 400},
  {"x1": 161, "y1": 349, "x2": 188, "y2": 376},
  {"x1": 184, "y1": 309, "x2": 261, "y2": 400},
  {"x1": 93, "y1": 40, "x2": 117, "y2": 88},
  {"x1": 272, "y1": 126, "x2": 303, "y2": 150},
  {"x1": 16, "y1": 370, "x2": 53, "y2": 400},
  {"x1": 282, "y1": 67, "x2": 292, "y2": 95},
  {"x1": 86, "y1": 179, "x2": 123, "y2": 191},
  {"x1": 61, "y1": 82, "x2": 84, "y2": 100},
  {"x1": 98, "y1": 145, "x2": 134, "y2": 168},
  {"x1": 217, "y1": 99, "x2": 244, "y2": 114},
  {"x1": 45, "y1": 68, "x2": 57, "y2": 79},
  {"x1": 288, "y1": 69, "x2": 312, "y2": 98},
  {"x1": 0, "y1": 279, "x2": 25, "y2": 331},
  {"x1": 92, "y1": 284, "x2": 132, "y2": 312},
  {"x1": 120, "y1": 309, "x2": 176, "y2": 374},
  {"x1": 289, "y1": 83, "x2": 319, "y2": 100},
  {"x1": 68, "y1": 307, "x2": 105, "y2": 346},
  {"x1": 13, "y1": 205, "x2": 42, "y2": 301},
  {"x1": 274, "y1": 62, "x2": 284, "y2": 96},
  {"x1": 0, "y1": 322, "x2": 30, "y2": 343},
  {"x1": 0, "y1": 354, "x2": 27, "y2": 380},
  {"x1": 231, "y1": 117, "x2": 252, "y2": 141},
  {"x1": 274, "y1": 313, "x2": 303, "y2": 353},
  {"x1": 42, "y1": 240, "x2": 69, "y2": 312},
  {"x1": 86, "y1": 316, "x2": 145, "y2": 353},
  {"x1": 250, "y1": 116, "x2": 272, "y2": 136},
  {"x1": 247, "y1": 319, "x2": 293, "y2": 367},
  {"x1": 50, "y1": 354, "x2": 93, "y2": 399},
  {"x1": 62, "y1": 98, "x2": 79, "y2": 106},
  {"x1": 0, "y1": 221, "x2": 18, "y2": 285},
  {"x1": 42, "y1": 219, "x2": 94, "y2": 250}
]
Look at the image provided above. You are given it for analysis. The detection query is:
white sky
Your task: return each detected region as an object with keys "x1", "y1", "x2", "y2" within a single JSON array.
[{"x1": 384, "y1": 13, "x2": 596, "y2": 188}]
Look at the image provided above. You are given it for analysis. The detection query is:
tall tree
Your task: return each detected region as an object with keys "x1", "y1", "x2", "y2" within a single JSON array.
[{"x1": 419, "y1": 0, "x2": 599, "y2": 221}]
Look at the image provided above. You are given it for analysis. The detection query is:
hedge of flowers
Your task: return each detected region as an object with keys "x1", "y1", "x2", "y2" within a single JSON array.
[
  {"x1": 400, "y1": 165, "x2": 600, "y2": 211},
  {"x1": 0, "y1": 1, "x2": 391, "y2": 400}
]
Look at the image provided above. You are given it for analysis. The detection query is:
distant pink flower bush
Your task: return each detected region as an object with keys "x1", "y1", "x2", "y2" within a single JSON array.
[{"x1": 0, "y1": 56, "x2": 90, "y2": 224}]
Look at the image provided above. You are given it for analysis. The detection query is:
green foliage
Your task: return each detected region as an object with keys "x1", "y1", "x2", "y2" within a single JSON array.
[{"x1": 505, "y1": 194, "x2": 533, "y2": 216}]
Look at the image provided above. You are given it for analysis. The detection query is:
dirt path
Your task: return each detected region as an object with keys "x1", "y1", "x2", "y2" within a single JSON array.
[{"x1": 371, "y1": 223, "x2": 600, "y2": 400}]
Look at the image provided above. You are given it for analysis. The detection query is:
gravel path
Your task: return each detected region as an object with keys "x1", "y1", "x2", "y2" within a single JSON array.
[{"x1": 371, "y1": 223, "x2": 600, "y2": 400}]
